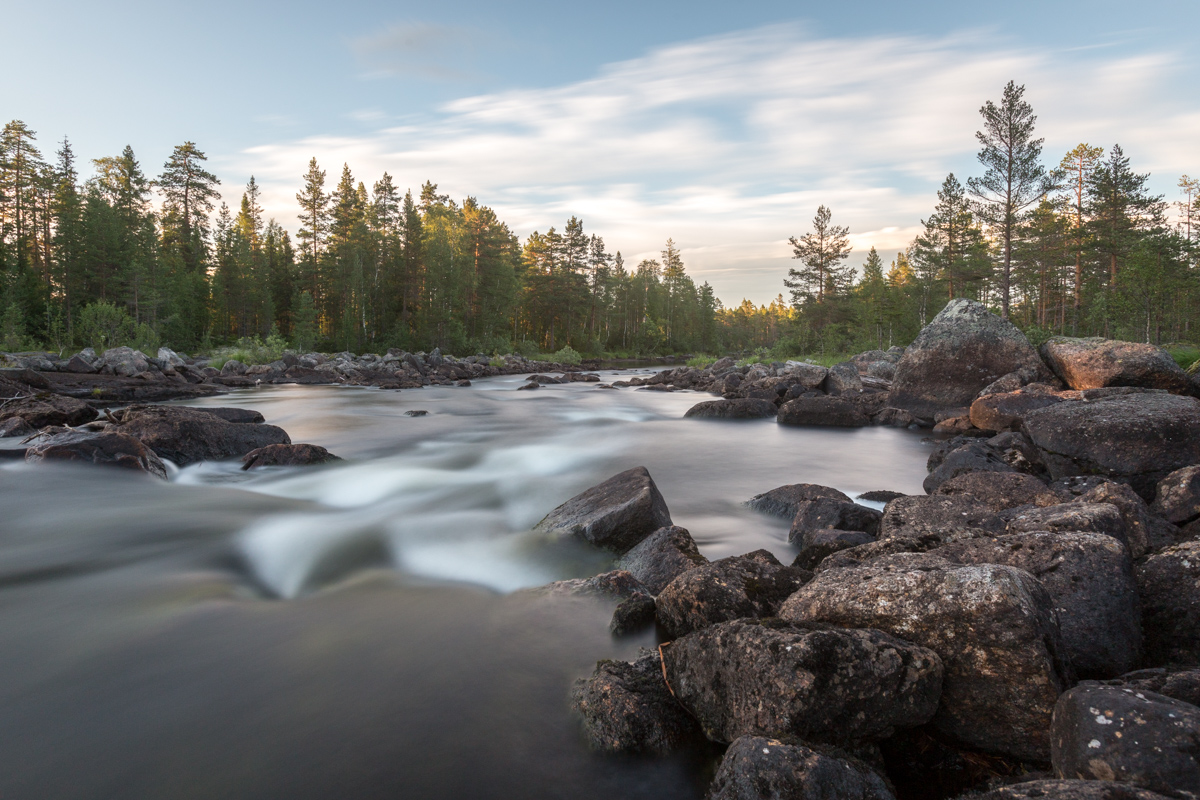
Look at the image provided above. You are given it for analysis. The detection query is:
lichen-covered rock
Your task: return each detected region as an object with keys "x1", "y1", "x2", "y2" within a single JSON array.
[
  {"x1": 708, "y1": 736, "x2": 895, "y2": 800},
  {"x1": 100, "y1": 346, "x2": 151, "y2": 377},
  {"x1": 788, "y1": 498, "x2": 881, "y2": 546},
  {"x1": 781, "y1": 555, "x2": 1072, "y2": 761},
  {"x1": 1039, "y1": 337, "x2": 1196, "y2": 395},
  {"x1": 24, "y1": 430, "x2": 168, "y2": 479},
  {"x1": 890, "y1": 299, "x2": 1051, "y2": 421},
  {"x1": 924, "y1": 442, "x2": 1019, "y2": 494},
  {"x1": 823, "y1": 361, "x2": 864, "y2": 395},
  {"x1": 780, "y1": 362, "x2": 829, "y2": 389},
  {"x1": 0, "y1": 393, "x2": 98, "y2": 428},
  {"x1": 792, "y1": 530, "x2": 876, "y2": 570},
  {"x1": 684, "y1": 398, "x2": 778, "y2": 419},
  {"x1": 570, "y1": 649, "x2": 699, "y2": 754},
  {"x1": 879, "y1": 495, "x2": 1006, "y2": 538},
  {"x1": 777, "y1": 396, "x2": 869, "y2": 427},
  {"x1": 660, "y1": 619, "x2": 943, "y2": 744},
  {"x1": 1051, "y1": 684, "x2": 1200, "y2": 796},
  {"x1": 241, "y1": 443, "x2": 342, "y2": 469},
  {"x1": 969, "y1": 779, "x2": 1176, "y2": 800},
  {"x1": 747, "y1": 484, "x2": 851, "y2": 519},
  {"x1": 1136, "y1": 541, "x2": 1200, "y2": 666},
  {"x1": 933, "y1": 471, "x2": 1056, "y2": 511},
  {"x1": 108, "y1": 404, "x2": 291, "y2": 466},
  {"x1": 1006, "y1": 503, "x2": 1127, "y2": 542},
  {"x1": 532, "y1": 466, "x2": 672, "y2": 555},
  {"x1": 655, "y1": 551, "x2": 811, "y2": 638},
  {"x1": 970, "y1": 390, "x2": 1066, "y2": 433},
  {"x1": 616, "y1": 525, "x2": 708, "y2": 594},
  {"x1": 1097, "y1": 667, "x2": 1200, "y2": 708},
  {"x1": 1075, "y1": 481, "x2": 1179, "y2": 558},
  {"x1": 1151, "y1": 465, "x2": 1200, "y2": 525}
]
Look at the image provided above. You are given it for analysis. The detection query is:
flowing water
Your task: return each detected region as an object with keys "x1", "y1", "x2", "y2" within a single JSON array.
[{"x1": 0, "y1": 370, "x2": 932, "y2": 800}]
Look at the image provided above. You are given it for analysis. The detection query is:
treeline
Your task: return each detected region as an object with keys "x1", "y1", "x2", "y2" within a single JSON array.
[
  {"x1": 0, "y1": 123, "x2": 721, "y2": 356},
  {"x1": 777, "y1": 81, "x2": 1199, "y2": 356}
]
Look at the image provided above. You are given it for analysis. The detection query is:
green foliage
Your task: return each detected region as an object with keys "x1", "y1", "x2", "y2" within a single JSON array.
[
  {"x1": 686, "y1": 354, "x2": 717, "y2": 367},
  {"x1": 550, "y1": 345, "x2": 582, "y2": 365},
  {"x1": 208, "y1": 328, "x2": 290, "y2": 367},
  {"x1": 77, "y1": 301, "x2": 135, "y2": 351},
  {"x1": 514, "y1": 339, "x2": 541, "y2": 360},
  {"x1": 1, "y1": 302, "x2": 32, "y2": 351},
  {"x1": 1166, "y1": 344, "x2": 1200, "y2": 370}
]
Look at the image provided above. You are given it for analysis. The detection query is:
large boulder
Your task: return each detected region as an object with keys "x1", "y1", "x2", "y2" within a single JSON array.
[
  {"x1": 684, "y1": 398, "x2": 778, "y2": 419},
  {"x1": 777, "y1": 396, "x2": 869, "y2": 427},
  {"x1": 107, "y1": 404, "x2": 291, "y2": 466},
  {"x1": 100, "y1": 346, "x2": 152, "y2": 377},
  {"x1": 890, "y1": 299, "x2": 1050, "y2": 421},
  {"x1": 201, "y1": 407, "x2": 266, "y2": 424},
  {"x1": 1040, "y1": 337, "x2": 1196, "y2": 395},
  {"x1": 1051, "y1": 684, "x2": 1200, "y2": 796},
  {"x1": 781, "y1": 555, "x2": 1072, "y2": 761},
  {"x1": 792, "y1": 530, "x2": 877, "y2": 570},
  {"x1": 970, "y1": 390, "x2": 1066, "y2": 433},
  {"x1": 971, "y1": 780, "x2": 1176, "y2": 800},
  {"x1": 780, "y1": 362, "x2": 830, "y2": 390},
  {"x1": 570, "y1": 649, "x2": 699, "y2": 754},
  {"x1": 1021, "y1": 392, "x2": 1200, "y2": 500},
  {"x1": 1136, "y1": 541, "x2": 1200, "y2": 666},
  {"x1": 1075, "y1": 481, "x2": 1179, "y2": 558},
  {"x1": 0, "y1": 393, "x2": 98, "y2": 428},
  {"x1": 24, "y1": 430, "x2": 168, "y2": 479},
  {"x1": 1151, "y1": 465, "x2": 1200, "y2": 525},
  {"x1": 241, "y1": 443, "x2": 342, "y2": 469},
  {"x1": 660, "y1": 618, "x2": 942, "y2": 744},
  {"x1": 788, "y1": 498, "x2": 881, "y2": 545},
  {"x1": 747, "y1": 484, "x2": 851, "y2": 519},
  {"x1": 933, "y1": 471, "x2": 1057, "y2": 511},
  {"x1": 1006, "y1": 503, "x2": 1128, "y2": 543},
  {"x1": 616, "y1": 525, "x2": 708, "y2": 594},
  {"x1": 655, "y1": 551, "x2": 811, "y2": 638},
  {"x1": 823, "y1": 361, "x2": 864, "y2": 395},
  {"x1": 879, "y1": 495, "x2": 1006, "y2": 538},
  {"x1": 532, "y1": 466, "x2": 672, "y2": 555},
  {"x1": 708, "y1": 736, "x2": 895, "y2": 800},
  {"x1": 923, "y1": 442, "x2": 1018, "y2": 494}
]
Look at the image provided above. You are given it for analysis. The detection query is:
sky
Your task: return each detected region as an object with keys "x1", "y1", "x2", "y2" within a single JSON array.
[{"x1": 4, "y1": 0, "x2": 1198, "y2": 305}]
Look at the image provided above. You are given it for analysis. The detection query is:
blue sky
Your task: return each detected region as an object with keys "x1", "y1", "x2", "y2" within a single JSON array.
[{"x1": 4, "y1": 0, "x2": 1198, "y2": 304}]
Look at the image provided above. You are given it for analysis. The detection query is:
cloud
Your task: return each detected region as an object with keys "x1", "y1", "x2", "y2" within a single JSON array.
[
  {"x1": 231, "y1": 22, "x2": 1197, "y2": 305},
  {"x1": 349, "y1": 21, "x2": 489, "y2": 81}
]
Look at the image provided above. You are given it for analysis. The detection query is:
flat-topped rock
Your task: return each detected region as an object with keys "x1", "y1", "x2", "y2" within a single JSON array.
[{"x1": 1040, "y1": 336, "x2": 1196, "y2": 395}]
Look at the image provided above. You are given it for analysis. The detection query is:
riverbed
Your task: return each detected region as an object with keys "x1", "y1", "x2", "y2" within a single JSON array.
[{"x1": 0, "y1": 369, "x2": 931, "y2": 799}]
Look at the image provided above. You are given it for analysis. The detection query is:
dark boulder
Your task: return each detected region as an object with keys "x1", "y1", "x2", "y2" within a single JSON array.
[
  {"x1": 660, "y1": 618, "x2": 942, "y2": 744},
  {"x1": 201, "y1": 407, "x2": 266, "y2": 424},
  {"x1": 970, "y1": 779, "x2": 1176, "y2": 800},
  {"x1": 989, "y1": 431, "x2": 1050, "y2": 476},
  {"x1": 970, "y1": 390, "x2": 1066, "y2": 433},
  {"x1": 1040, "y1": 337, "x2": 1196, "y2": 395},
  {"x1": 1006, "y1": 503, "x2": 1127, "y2": 542},
  {"x1": 1151, "y1": 465, "x2": 1200, "y2": 525},
  {"x1": 792, "y1": 530, "x2": 876, "y2": 570},
  {"x1": 1097, "y1": 667, "x2": 1200, "y2": 708},
  {"x1": 814, "y1": 527, "x2": 991, "y2": 572},
  {"x1": 780, "y1": 362, "x2": 829, "y2": 390},
  {"x1": 616, "y1": 525, "x2": 708, "y2": 594},
  {"x1": 1021, "y1": 392, "x2": 1200, "y2": 500},
  {"x1": 708, "y1": 736, "x2": 895, "y2": 800},
  {"x1": 1137, "y1": 541, "x2": 1200, "y2": 666},
  {"x1": 788, "y1": 498, "x2": 881, "y2": 545},
  {"x1": 63, "y1": 354, "x2": 97, "y2": 374},
  {"x1": 684, "y1": 398, "x2": 778, "y2": 419},
  {"x1": 873, "y1": 407, "x2": 920, "y2": 428},
  {"x1": 0, "y1": 416, "x2": 33, "y2": 437},
  {"x1": 527, "y1": 569, "x2": 649, "y2": 602},
  {"x1": 781, "y1": 555, "x2": 1072, "y2": 761},
  {"x1": 857, "y1": 490, "x2": 906, "y2": 503},
  {"x1": 879, "y1": 495, "x2": 1006, "y2": 538},
  {"x1": 0, "y1": 393, "x2": 98, "y2": 428},
  {"x1": 890, "y1": 298, "x2": 1051, "y2": 421},
  {"x1": 241, "y1": 443, "x2": 342, "y2": 469},
  {"x1": 777, "y1": 396, "x2": 869, "y2": 427},
  {"x1": 923, "y1": 442, "x2": 1018, "y2": 494},
  {"x1": 107, "y1": 404, "x2": 291, "y2": 466},
  {"x1": 747, "y1": 484, "x2": 851, "y2": 519},
  {"x1": 823, "y1": 361, "x2": 864, "y2": 395},
  {"x1": 933, "y1": 471, "x2": 1056, "y2": 511},
  {"x1": 532, "y1": 466, "x2": 672, "y2": 555},
  {"x1": 609, "y1": 592, "x2": 657, "y2": 636},
  {"x1": 1074, "y1": 481, "x2": 1178, "y2": 558},
  {"x1": 655, "y1": 550, "x2": 811, "y2": 638},
  {"x1": 25, "y1": 430, "x2": 168, "y2": 479},
  {"x1": 1051, "y1": 684, "x2": 1200, "y2": 796},
  {"x1": 570, "y1": 649, "x2": 699, "y2": 754}
]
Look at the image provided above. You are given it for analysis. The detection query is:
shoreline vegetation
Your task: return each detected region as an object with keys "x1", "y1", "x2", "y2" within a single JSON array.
[{"x1": 0, "y1": 81, "x2": 1196, "y2": 366}]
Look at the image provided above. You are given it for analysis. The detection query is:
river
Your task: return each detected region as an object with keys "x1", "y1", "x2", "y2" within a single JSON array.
[{"x1": 0, "y1": 368, "x2": 931, "y2": 799}]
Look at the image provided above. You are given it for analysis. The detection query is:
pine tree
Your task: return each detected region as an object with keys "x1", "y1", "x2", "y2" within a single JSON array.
[
  {"x1": 785, "y1": 205, "x2": 852, "y2": 306},
  {"x1": 911, "y1": 174, "x2": 987, "y2": 300},
  {"x1": 1059, "y1": 144, "x2": 1105, "y2": 331},
  {"x1": 51, "y1": 138, "x2": 84, "y2": 335},
  {"x1": 295, "y1": 158, "x2": 329, "y2": 301},
  {"x1": 158, "y1": 142, "x2": 220, "y2": 275}
]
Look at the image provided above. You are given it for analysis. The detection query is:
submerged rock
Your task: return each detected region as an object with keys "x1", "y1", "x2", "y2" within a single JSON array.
[
  {"x1": 25, "y1": 430, "x2": 168, "y2": 479},
  {"x1": 684, "y1": 398, "x2": 778, "y2": 419},
  {"x1": 107, "y1": 404, "x2": 291, "y2": 466},
  {"x1": 746, "y1": 484, "x2": 852, "y2": 519},
  {"x1": 241, "y1": 443, "x2": 342, "y2": 469},
  {"x1": 777, "y1": 396, "x2": 869, "y2": 427},
  {"x1": 708, "y1": 736, "x2": 895, "y2": 800},
  {"x1": 532, "y1": 466, "x2": 672, "y2": 555}
]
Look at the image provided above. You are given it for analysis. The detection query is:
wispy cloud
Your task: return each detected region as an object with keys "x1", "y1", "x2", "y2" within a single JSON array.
[
  {"x1": 230, "y1": 23, "x2": 1197, "y2": 304},
  {"x1": 349, "y1": 21, "x2": 491, "y2": 81}
]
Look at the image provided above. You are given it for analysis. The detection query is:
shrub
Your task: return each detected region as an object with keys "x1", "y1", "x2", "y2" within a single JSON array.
[
  {"x1": 0, "y1": 302, "x2": 31, "y2": 352},
  {"x1": 77, "y1": 301, "x2": 135, "y2": 351},
  {"x1": 515, "y1": 339, "x2": 541, "y2": 359},
  {"x1": 550, "y1": 346, "x2": 582, "y2": 365}
]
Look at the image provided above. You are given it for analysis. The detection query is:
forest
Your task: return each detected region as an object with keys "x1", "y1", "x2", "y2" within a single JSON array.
[{"x1": 0, "y1": 80, "x2": 1196, "y2": 359}]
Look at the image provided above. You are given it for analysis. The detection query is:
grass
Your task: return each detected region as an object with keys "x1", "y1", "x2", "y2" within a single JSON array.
[{"x1": 1165, "y1": 344, "x2": 1200, "y2": 372}]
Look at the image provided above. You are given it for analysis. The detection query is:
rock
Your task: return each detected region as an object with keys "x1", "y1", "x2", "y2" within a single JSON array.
[
  {"x1": 684, "y1": 398, "x2": 778, "y2": 419},
  {"x1": 932, "y1": 415, "x2": 977, "y2": 434},
  {"x1": 1151, "y1": 465, "x2": 1200, "y2": 525},
  {"x1": 0, "y1": 393, "x2": 98, "y2": 428},
  {"x1": 857, "y1": 490, "x2": 907, "y2": 503},
  {"x1": 793, "y1": 530, "x2": 877, "y2": 570},
  {"x1": 100, "y1": 346, "x2": 151, "y2": 377},
  {"x1": 200, "y1": 407, "x2": 266, "y2": 424},
  {"x1": 781, "y1": 555, "x2": 1072, "y2": 761},
  {"x1": 933, "y1": 471, "x2": 1055, "y2": 511},
  {"x1": 747, "y1": 484, "x2": 851, "y2": 519},
  {"x1": 778, "y1": 396, "x2": 869, "y2": 427},
  {"x1": 0, "y1": 416, "x2": 34, "y2": 437},
  {"x1": 971, "y1": 779, "x2": 1176, "y2": 800},
  {"x1": 532, "y1": 467, "x2": 673, "y2": 555},
  {"x1": 1040, "y1": 337, "x2": 1196, "y2": 395},
  {"x1": 107, "y1": 404, "x2": 291, "y2": 466},
  {"x1": 24, "y1": 430, "x2": 169, "y2": 479},
  {"x1": 781, "y1": 362, "x2": 830, "y2": 389},
  {"x1": 525, "y1": 569, "x2": 649, "y2": 602},
  {"x1": 986, "y1": 431, "x2": 1049, "y2": 476},
  {"x1": 971, "y1": 391, "x2": 1066, "y2": 433},
  {"x1": 220, "y1": 359, "x2": 248, "y2": 376},
  {"x1": 1006, "y1": 503, "x2": 1127, "y2": 543},
  {"x1": 711, "y1": 356, "x2": 737, "y2": 373},
  {"x1": 1051, "y1": 684, "x2": 1200, "y2": 796},
  {"x1": 707, "y1": 736, "x2": 896, "y2": 800},
  {"x1": 923, "y1": 442, "x2": 1019, "y2": 494},
  {"x1": 517, "y1": 381, "x2": 540, "y2": 391},
  {"x1": 788, "y1": 498, "x2": 881, "y2": 545},
  {"x1": 1097, "y1": 667, "x2": 1200, "y2": 707},
  {"x1": 1021, "y1": 392, "x2": 1200, "y2": 500},
  {"x1": 931, "y1": 532, "x2": 1141, "y2": 678},
  {"x1": 660, "y1": 618, "x2": 942, "y2": 744},
  {"x1": 879, "y1": 495, "x2": 1006, "y2": 538},
  {"x1": 1076, "y1": 481, "x2": 1177, "y2": 558},
  {"x1": 241, "y1": 443, "x2": 342, "y2": 469},
  {"x1": 890, "y1": 299, "x2": 1051, "y2": 421},
  {"x1": 824, "y1": 361, "x2": 864, "y2": 395},
  {"x1": 655, "y1": 551, "x2": 811, "y2": 638},
  {"x1": 63, "y1": 354, "x2": 97, "y2": 373},
  {"x1": 157, "y1": 347, "x2": 186, "y2": 367},
  {"x1": 405, "y1": 409, "x2": 428, "y2": 417},
  {"x1": 570, "y1": 649, "x2": 699, "y2": 754},
  {"x1": 609, "y1": 592, "x2": 657, "y2": 636},
  {"x1": 873, "y1": 407, "x2": 919, "y2": 428},
  {"x1": 616, "y1": 525, "x2": 708, "y2": 594},
  {"x1": 1137, "y1": 541, "x2": 1200, "y2": 666}
]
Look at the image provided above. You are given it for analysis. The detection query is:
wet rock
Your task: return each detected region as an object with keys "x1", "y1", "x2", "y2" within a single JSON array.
[
  {"x1": 570, "y1": 649, "x2": 699, "y2": 754},
  {"x1": 932, "y1": 532, "x2": 1141, "y2": 678},
  {"x1": 1040, "y1": 337, "x2": 1196, "y2": 395},
  {"x1": 661, "y1": 618, "x2": 942, "y2": 744},
  {"x1": 788, "y1": 498, "x2": 881, "y2": 544},
  {"x1": 1097, "y1": 668, "x2": 1200, "y2": 708},
  {"x1": 1151, "y1": 465, "x2": 1200, "y2": 525},
  {"x1": 781, "y1": 555, "x2": 1072, "y2": 761},
  {"x1": 708, "y1": 735, "x2": 896, "y2": 800},
  {"x1": 1137, "y1": 541, "x2": 1200, "y2": 666},
  {"x1": 792, "y1": 530, "x2": 876, "y2": 570},
  {"x1": 0, "y1": 393, "x2": 98, "y2": 428},
  {"x1": 824, "y1": 361, "x2": 864, "y2": 395},
  {"x1": 1021, "y1": 392, "x2": 1200, "y2": 500},
  {"x1": 609, "y1": 592, "x2": 657, "y2": 636},
  {"x1": 655, "y1": 550, "x2": 811, "y2": 638},
  {"x1": 971, "y1": 779, "x2": 1176, "y2": 800},
  {"x1": 924, "y1": 442, "x2": 1019, "y2": 494},
  {"x1": 529, "y1": 569, "x2": 649, "y2": 602},
  {"x1": 0, "y1": 416, "x2": 34, "y2": 437},
  {"x1": 1051, "y1": 684, "x2": 1200, "y2": 796},
  {"x1": 107, "y1": 404, "x2": 291, "y2": 466},
  {"x1": 201, "y1": 407, "x2": 266, "y2": 424},
  {"x1": 873, "y1": 407, "x2": 920, "y2": 428},
  {"x1": 279, "y1": 366, "x2": 331, "y2": 384},
  {"x1": 241, "y1": 443, "x2": 342, "y2": 469},
  {"x1": 517, "y1": 381, "x2": 540, "y2": 391},
  {"x1": 858, "y1": 490, "x2": 907, "y2": 503},
  {"x1": 405, "y1": 409, "x2": 428, "y2": 417},
  {"x1": 746, "y1": 483, "x2": 852, "y2": 519},
  {"x1": 25, "y1": 430, "x2": 168, "y2": 479},
  {"x1": 879, "y1": 495, "x2": 1006, "y2": 538},
  {"x1": 890, "y1": 299, "x2": 1051, "y2": 421},
  {"x1": 933, "y1": 471, "x2": 1056, "y2": 511},
  {"x1": 970, "y1": 391, "x2": 1066, "y2": 433},
  {"x1": 778, "y1": 396, "x2": 869, "y2": 427},
  {"x1": 684, "y1": 398, "x2": 778, "y2": 419},
  {"x1": 616, "y1": 525, "x2": 708, "y2": 594},
  {"x1": 533, "y1": 466, "x2": 673, "y2": 555}
]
